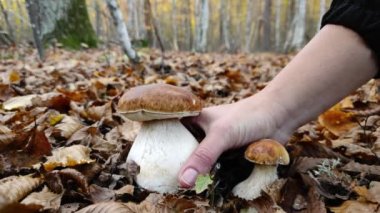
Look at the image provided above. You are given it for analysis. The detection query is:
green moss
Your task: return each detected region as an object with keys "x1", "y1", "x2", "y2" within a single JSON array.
[{"x1": 52, "y1": 0, "x2": 97, "y2": 49}]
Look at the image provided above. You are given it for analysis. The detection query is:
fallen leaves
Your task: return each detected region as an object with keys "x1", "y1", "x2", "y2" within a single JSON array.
[
  {"x1": 0, "y1": 175, "x2": 42, "y2": 204},
  {"x1": 318, "y1": 103, "x2": 358, "y2": 137},
  {"x1": 20, "y1": 186, "x2": 62, "y2": 211},
  {"x1": 1, "y1": 47, "x2": 380, "y2": 211},
  {"x1": 41, "y1": 145, "x2": 94, "y2": 171}
]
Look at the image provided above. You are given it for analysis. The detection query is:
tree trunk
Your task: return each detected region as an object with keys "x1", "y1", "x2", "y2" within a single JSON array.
[
  {"x1": 193, "y1": 0, "x2": 200, "y2": 51},
  {"x1": 195, "y1": 0, "x2": 209, "y2": 52},
  {"x1": 318, "y1": 0, "x2": 326, "y2": 30},
  {"x1": 106, "y1": 0, "x2": 139, "y2": 63},
  {"x1": 262, "y1": 0, "x2": 272, "y2": 51},
  {"x1": 183, "y1": 0, "x2": 192, "y2": 50},
  {"x1": 144, "y1": 0, "x2": 165, "y2": 52},
  {"x1": 94, "y1": 0, "x2": 102, "y2": 38},
  {"x1": 219, "y1": 0, "x2": 230, "y2": 52},
  {"x1": 253, "y1": 0, "x2": 263, "y2": 51},
  {"x1": 283, "y1": 0, "x2": 306, "y2": 51},
  {"x1": 133, "y1": 0, "x2": 141, "y2": 40},
  {"x1": 171, "y1": 0, "x2": 179, "y2": 51},
  {"x1": 137, "y1": 0, "x2": 145, "y2": 39},
  {"x1": 244, "y1": 0, "x2": 254, "y2": 53},
  {"x1": 275, "y1": 0, "x2": 281, "y2": 51},
  {"x1": 25, "y1": 0, "x2": 44, "y2": 59},
  {"x1": 233, "y1": 0, "x2": 243, "y2": 51},
  {"x1": 0, "y1": 1, "x2": 15, "y2": 43},
  {"x1": 127, "y1": 0, "x2": 141, "y2": 40},
  {"x1": 25, "y1": 0, "x2": 97, "y2": 51},
  {"x1": 144, "y1": 0, "x2": 154, "y2": 46},
  {"x1": 0, "y1": 26, "x2": 13, "y2": 46}
]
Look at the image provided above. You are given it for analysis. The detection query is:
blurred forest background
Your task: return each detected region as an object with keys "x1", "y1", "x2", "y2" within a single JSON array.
[{"x1": 0, "y1": 0, "x2": 331, "y2": 56}]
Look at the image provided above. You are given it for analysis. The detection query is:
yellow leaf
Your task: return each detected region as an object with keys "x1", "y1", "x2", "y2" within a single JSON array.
[
  {"x1": 49, "y1": 114, "x2": 64, "y2": 126},
  {"x1": 41, "y1": 145, "x2": 95, "y2": 171}
]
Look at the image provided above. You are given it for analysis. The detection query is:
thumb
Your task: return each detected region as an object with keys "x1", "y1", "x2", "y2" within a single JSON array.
[{"x1": 178, "y1": 131, "x2": 226, "y2": 187}]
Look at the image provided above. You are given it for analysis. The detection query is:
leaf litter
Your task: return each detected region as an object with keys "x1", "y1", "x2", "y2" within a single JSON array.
[{"x1": 1, "y1": 46, "x2": 380, "y2": 212}]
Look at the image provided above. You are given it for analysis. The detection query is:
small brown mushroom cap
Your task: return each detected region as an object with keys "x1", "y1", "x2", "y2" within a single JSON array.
[
  {"x1": 117, "y1": 84, "x2": 203, "y2": 121},
  {"x1": 245, "y1": 139, "x2": 289, "y2": 165}
]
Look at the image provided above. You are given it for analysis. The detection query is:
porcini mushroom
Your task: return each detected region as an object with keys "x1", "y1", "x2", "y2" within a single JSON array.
[
  {"x1": 117, "y1": 84, "x2": 202, "y2": 193},
  {"x1": 232, "y1": 139, "x2": 289, "y2": 200}
]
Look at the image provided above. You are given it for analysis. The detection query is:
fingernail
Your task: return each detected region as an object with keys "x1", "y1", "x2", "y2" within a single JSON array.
[{"x1": 180, "y1": 168, "x2": 198, "y2": 187}]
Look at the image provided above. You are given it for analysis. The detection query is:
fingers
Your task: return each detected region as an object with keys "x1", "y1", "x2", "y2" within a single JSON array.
[{"x1": 178, "y1": 130, "x2": 227, "y2": 187}]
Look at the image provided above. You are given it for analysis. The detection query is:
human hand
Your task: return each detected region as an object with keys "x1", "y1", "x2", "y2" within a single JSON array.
[
  {"x1": 178, "y1": 24, "x2": 378, "y2": 188},
  {"x1": 178, "y1": 94, "x2": 293, "y2": 187}
]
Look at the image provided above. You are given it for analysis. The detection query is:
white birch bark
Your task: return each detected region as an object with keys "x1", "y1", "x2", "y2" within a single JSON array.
[
  {"x1": 275, "y1": 0, "x2": 282, "y2": 51},
  {"x1": 318, "y1": 0, "x2": 326, "y2": 30},
  {"x1": 171, "y1": 0, "x2": 178, "y2": 50},
  {"x1": 127, "y1": 0, "x2": 141, "y2": 40},
  {"x1": 184, "y1": 0, "x2": 192, "y2": 50},
  {"x1": 284, "y1": 0, "x2": 306, "y2": 51},
  {"x1": 195, "y1": 0, "x2": 209, "y2": 52},
  {"x1": 94, "y1": 0, "x2": 102, "y2": 37},
  {"x1": 0, "y1": 1, "x2": 15, "y2": 42},
  {"x1": 106, "y1": 0, "x2": 139, "y2": 63},
  {"x1": 219, "y1": 0, "x2": 230, "y2": 51},
  {"x1": 244, "y1": 0, "x2": 254, "y2": 53},
  {"x1": 137, "y1": 0, "x2": 145, "y2": 38},
  {"x1": 133, "y1": 0, "x2": 141, "y2": 39},
  {"x1": 193, "y1": 0, "x2": 200, "y2": 50},
  {"x1": 262, "y1": 0, "x2": 272, "y2": 51},
  {"x1": 127, "y1": 0, "x2": 135, "y2": 38}
]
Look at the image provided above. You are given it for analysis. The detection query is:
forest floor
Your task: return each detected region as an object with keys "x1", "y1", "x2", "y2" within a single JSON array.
[{"x1": 0, "y1": 46, "x2": 380, "y2": 212}]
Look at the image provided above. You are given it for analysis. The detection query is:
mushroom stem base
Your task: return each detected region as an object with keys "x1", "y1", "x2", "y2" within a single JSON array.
[
  {"x1": 126, "y1": 119, "x2": 198, "y2": 193},
  {"x1": 232, "y1": 165, "x2": 278, "y2": 200}
]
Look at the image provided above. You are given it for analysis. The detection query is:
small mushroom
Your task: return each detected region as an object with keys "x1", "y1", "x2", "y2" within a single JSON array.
[
  {"x1": 117, "y1": 84, "x2": 202, "y2": 193},
  {"x1": 232, "y1": 139, "x2": 289, "y2": 200}
]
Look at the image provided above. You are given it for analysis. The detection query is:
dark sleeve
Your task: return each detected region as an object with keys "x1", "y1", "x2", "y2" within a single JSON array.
[{"x1": 321, "y1": 0, "x2": 380, "y2": 78}]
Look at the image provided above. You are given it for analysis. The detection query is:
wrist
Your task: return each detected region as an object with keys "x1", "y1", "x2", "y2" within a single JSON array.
[{"x1": 240, "y1": 91, "x2": 296, "y2": 144}]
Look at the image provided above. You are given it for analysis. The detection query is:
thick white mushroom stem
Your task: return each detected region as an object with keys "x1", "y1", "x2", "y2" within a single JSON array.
[
  {"x1": 126, "y1": 119, "x2": 198, "y2": 193},
  {"x1": 232, "y1": 165, "x2": 278, "y2": 200}
]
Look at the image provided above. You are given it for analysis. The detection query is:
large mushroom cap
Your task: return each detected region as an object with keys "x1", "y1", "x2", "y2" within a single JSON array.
[
  {"x1": 245, "y1": 139, "x2": 289, "y2": 166},
  {"x1": 117, "y1": 84, "x2": 203, "y2": 121}
]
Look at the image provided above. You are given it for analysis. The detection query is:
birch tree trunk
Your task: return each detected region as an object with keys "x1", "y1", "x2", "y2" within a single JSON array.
[
  {"x1": 183, "y1": 0, "x2": 192, "y2": 50},
  {"x1": 234, "y1": 0, "x2": 243, "y2": 51},
  {"x1": 193, "y1": 0, "x2": 200, "y2": 51},
  {"x1": 106, "y1": 0, "x2": 139, "y2": 63},
  {"x1": 127, "y1": 0, "x2": 134, "y2": 37},
  {"x1": 171, "y1": 0, "x2": 178, "y2": 51},
  {"x1": 195, "y1": 0, "x2": 209, "y2": 52},
  {"x1": 133, "y1": 0, "x2": 141, "y2": 40},
  {"x1": 94, "y1": 0, "x2": 102, "y2": 38},
  {"x1": 244, "y1": 0, "x2": 254, "y2": 53},
  {"x1": 219, "y1": 0, "x2": 230, "y2": 51},
  {"x1": 318, "y1": 0, "x2": 326, "y2": 30},
  {"x1": 284, "y1": 0, "x2": 306, "y2": 51},
  {"x1": 127, "y1": 0, "x2": 141, "y2": 40},
  {"x1": 262, "y1": 0, "x2": 272, "y2": 51},
  {"x1": 25, "y1": 0, "x2": 97, "y2": 51},
  {"x1": 25, "y1": 0, "x2": 44, "y2": 59},
  {"x1": 145, "y1": 0, "x2": 165, "y2": 52},
  {"x1": 253, "y1": 0, "x2": 263, "y2": 51},
  {"x1": 144, "y1": 0, "x2": 154, "y2": 46},
  {"x1": 0, "y1": 1, "x2": 15, "y2": 43},
  {"x1": 137, "y1": 0, "x2": 145, "y2": 39},
  {"x1": 275, "y1": 0, "x2": 281, "y2": 51}
]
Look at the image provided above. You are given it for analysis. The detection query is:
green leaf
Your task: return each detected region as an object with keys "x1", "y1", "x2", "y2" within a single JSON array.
[{"x1": 194, "y1": 174, "x2": 213, "y2": 194}]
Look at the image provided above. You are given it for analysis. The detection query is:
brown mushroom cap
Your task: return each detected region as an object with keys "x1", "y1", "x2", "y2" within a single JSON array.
[
  {"x1": 245, "y1": 139, "x2": 289, "y2": 165},
  {"x1": 117, "y1": 84, "x2": 203, "y2": 121}
]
